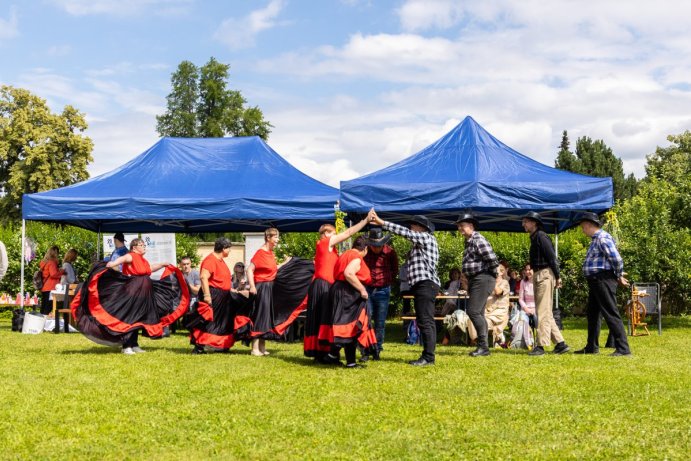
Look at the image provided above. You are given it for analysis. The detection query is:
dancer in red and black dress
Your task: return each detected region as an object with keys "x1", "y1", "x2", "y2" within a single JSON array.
[
  {"x1": 321, "y1": 236, "x2": 377, "y2": 368},
  {"x1": 245, "y1": 227, "x2": 314, "y2": 356},
  {"x1": 189, "y1": 237, "x2": 251, "y2": 354},
  {"x1": 304, "y1": 213, "x2": 371, "y2": 362},
  {"x1": 71, "y1": 238, "x2": 189, "y2": 354}
]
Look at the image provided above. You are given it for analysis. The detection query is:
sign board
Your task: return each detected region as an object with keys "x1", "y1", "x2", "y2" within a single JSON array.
[{"x1": 103, "y1": 233, "x2": 138, "y2": 259}]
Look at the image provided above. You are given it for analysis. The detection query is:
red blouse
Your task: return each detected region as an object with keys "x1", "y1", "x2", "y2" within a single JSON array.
[
  {"x1": 313, "y1": 237, "x2": 339, "y2": 284},
  {"x1": 334, "y1": 249, "x2": 371, "y2": 285},
  {"x1": 40, "y1": 259, "x2": 62, "y2": 292},
  {"x1": 200, "y1": 253, "x2": 231, "y2": 290},
  {"x1": 122, "y1": 252, "x2": 152, "y2": 276},
  {"x1": 251, "y1": 248, "x2": 277, "y2": 283}
]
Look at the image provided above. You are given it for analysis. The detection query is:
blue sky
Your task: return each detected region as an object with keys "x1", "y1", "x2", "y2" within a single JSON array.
[{"x1": 2, "y1": 0, "x2": 690, "y2": 186}]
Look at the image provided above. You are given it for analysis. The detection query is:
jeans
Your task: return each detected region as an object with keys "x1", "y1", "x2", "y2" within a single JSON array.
[
  {"x1": 366, "y1": 286, "x2": 391, "y2": 352},
  {"x1": 466, "y1": 273, "x2": 496, "y2": 350},
  {"x1": 412, "y1": 280, "x2": 440, "y2": 362}
]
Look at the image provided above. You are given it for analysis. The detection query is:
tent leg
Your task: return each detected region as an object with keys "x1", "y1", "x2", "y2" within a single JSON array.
[
  {"x1": 554, "y1": 231, "x2": 559, "y2": 313},
  {"x1": 20, "y1": 219, "x2": 25, "y2": 309}
]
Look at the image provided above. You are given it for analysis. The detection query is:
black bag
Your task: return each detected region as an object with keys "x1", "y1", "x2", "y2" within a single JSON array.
[
  {"x1": 32, "y1": 270, "x2": 44, "y2": 290},
  {"x1": 11, "y1": 309, "x2": 25, "y2": 332}
]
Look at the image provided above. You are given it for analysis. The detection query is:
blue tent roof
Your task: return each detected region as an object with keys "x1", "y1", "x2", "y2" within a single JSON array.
[
  {"x1": 339, "y1": 116, "x2": 613, "y2": 233},
  {"x1": 22, "y1": 137, "x2": 339, "y2": 233}
]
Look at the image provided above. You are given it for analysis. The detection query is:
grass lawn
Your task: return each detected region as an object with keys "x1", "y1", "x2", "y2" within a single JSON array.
[{"x1": 0, "y1": 316, "x2": 689, "y2": 460}]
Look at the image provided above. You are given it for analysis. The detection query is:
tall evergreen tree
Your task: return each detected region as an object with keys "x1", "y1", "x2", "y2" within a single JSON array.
[{"x1": 156, "y1": 57, "x2": 272, "y2": 140}]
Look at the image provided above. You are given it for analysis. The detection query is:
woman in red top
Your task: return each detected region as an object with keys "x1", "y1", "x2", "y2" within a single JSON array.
[
  {"x1": 244, "y1": 227, "x2": 314, "y2": 356},
  {"x1": 71, "y1": 238, "x2": 189, "y2": 354},
  {"x1": 304, "y1": 213, "x2": 371, "y2": 362},
  {"x1": 189, "y1": 237, "x2": 251, "y2": 354},
  {"x1": 39, "y1": 246, "x2": 64, "y2": 315},
  {"x1": 321, "y1": 236, "x2": 377, "y2": 368}
]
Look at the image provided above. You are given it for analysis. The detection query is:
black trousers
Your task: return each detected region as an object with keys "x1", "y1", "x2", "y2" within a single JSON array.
[
  {"x1": 122, "y1": 330, "x2": 139, "y2": 348},
  {"x1": 466, "y1": 273, "x2": 496, "y2": 349},
  {"x1": 586, "y1": 273, "x2": 630, "y2": 354},
  {"x1": 40, "y1": 291, "x2": 52, "y2": 315},
  {"x1": 412, "y1": 280, "x2": 440, "y2": 362}
]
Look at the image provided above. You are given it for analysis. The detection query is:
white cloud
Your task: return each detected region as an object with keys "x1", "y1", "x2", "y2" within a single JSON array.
[
  {"x1": 49, "y1": 0, "x2": 193, "y2": 17},
  {"x1": 0, "y1": 6, "x2": 19, "y2": 41},
  {"x1": 214, "y1": 0, "x2": 286, "y2": 50}
]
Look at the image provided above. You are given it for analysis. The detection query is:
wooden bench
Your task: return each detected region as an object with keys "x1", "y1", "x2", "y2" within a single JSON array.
[{"x1": 51, "y1": 283, "x2": 79, "y2": 333}]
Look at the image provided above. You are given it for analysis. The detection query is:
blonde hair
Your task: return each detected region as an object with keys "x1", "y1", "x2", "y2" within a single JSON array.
[
  {"x1": 43, "y1": 246, "x2": 59, "y2": 262},
  {"x1": 264, "y1": 227, "x2": 279, "y2": 241},
  {"x1": 129, "y1": 238, "x2": 144, "y2": 250},
  {"x1": 63, "y1": 248, "x2": 78, "y2": 264}
]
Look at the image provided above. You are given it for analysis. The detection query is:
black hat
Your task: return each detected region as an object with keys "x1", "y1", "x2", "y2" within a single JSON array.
[
  {"x1": 364, "y1": 227, "x2": 391, "y2": 247},
  {"x1": 113, "y1": 232, "x2": 126, "y2": 243},
  {"x1": 575, "y1": 212, "x2": 602, "y2": 227},
  {"x1": 522, "y1": 211, "x2": 544, "y2": 227},
  {"x1": 408, "y1": 215, "x2": 435, "y2": 232},
  {"x1": 455, "y1": 213, "x2": 480, "y2": 228}
]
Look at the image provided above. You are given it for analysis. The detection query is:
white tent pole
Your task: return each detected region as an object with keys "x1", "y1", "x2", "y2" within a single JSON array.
[
  {"x1": 555, "y1": 230, "x2": 559, "y2": 312},
  {"x1": 20, "y1": 219, "x2": 25, "y2": 309}
]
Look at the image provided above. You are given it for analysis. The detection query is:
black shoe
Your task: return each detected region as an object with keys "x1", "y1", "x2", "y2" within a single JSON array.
[
  {"x1": 346, "y1": 363, "x2": 365, "y2": 369},
  {"x1": 408, "y1": 358, "x2": 435, "y2": 366},
  {"x1": 359, "y1": 355, "x2": 370, "y2": 363},
  {"x1": 372, "y1": 349, "x2": 381, "y2": 361},
  {"x1": 553, "y1": 342, "x2": 570, "y2": 354},
  {"x1": 191, "y1": 345, "x2": 205, "y2": 355},
  {"x1": 528, "y1": 346, "x2": 545, "y2": 356},
  {"x1": 574, "y1": 347, "x2": 599, "y2": 354},
  {"x1": 469, "y1": 348, "x2": 490, "y2": 357},
  {"x1": 610, "y1": 351, "x2": 632, "y2": 357}
]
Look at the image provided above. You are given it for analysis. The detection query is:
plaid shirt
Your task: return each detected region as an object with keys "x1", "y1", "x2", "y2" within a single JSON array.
[
  {"x1": 383, "y1": 222, "x2": 440, "y2": 287},
  {"x1": 583, "y1": 229, "x2": 624, "y2": 278},
  {"x1": 462, "y1": 231, "x2": 499, "y2": 277},
  {"x1": 363, "y1": 245, "x2": 398, "y2": 288}
]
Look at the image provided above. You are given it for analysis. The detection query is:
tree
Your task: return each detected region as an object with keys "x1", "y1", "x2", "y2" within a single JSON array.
[
  {"x1": 644, "y1": 131, "x2": 691, "y2": 228},
  {"x1": 554, "y1": 132, "x2": 637, "y2": 202},
  {"x1": 156, "y1": 57, "x2": 272, "y2": 140},
  {"x1": 0, "y1": 85, "x2": 93, "y2": 222}
]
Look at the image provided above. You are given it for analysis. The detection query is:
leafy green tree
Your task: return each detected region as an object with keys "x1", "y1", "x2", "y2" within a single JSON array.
[
  {"x1": 0, "y1": 85, "x2": 93, "y2": 222},
  {"x1": 156, "y1": 57, "x2": 272, "y2": 140},
  {"x1": 644, "y1": 131, "x2": 691, "y2": 229},
  {"x1": 555, "y1": 132, "x2": 637, "y2": 202}
]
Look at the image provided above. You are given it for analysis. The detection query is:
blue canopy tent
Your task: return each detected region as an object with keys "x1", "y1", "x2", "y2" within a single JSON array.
[
  {"x1": 339, "y1": 116, "x2": 613, "y2": 233},
  {"x1": 22, "y1": 136, "x2": 339, "y2": 233}
]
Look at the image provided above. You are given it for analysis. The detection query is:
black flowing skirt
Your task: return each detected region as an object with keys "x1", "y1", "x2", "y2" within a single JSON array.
[
  {"x1": 320, "y1": 280, "x2": 376, "y2": 350},
  {"x1": 239, "y1": 257, "x2": 314, "y2": 339},
  {"x1": 70, "y1": 261, "x2": 189, "y2": 347},
  {"x1": 303, "y1": 278, "x2": 332, "y2": 357},
  {"x1": 189, "y1": 286, "x2": 252, "y2": 350}
]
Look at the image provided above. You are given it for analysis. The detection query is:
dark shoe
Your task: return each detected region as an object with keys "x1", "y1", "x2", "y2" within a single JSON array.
[
  {"x1": 191, "y1": 345, "x2": 205, "y2": 355},
  {"x1": 372, "y1": 348, "x2": 381, "y2": 361},
  {"x1": 359, "y1": 355, "x2": 370, "y2": 363},
  {"x1": 610, "y1": 351, "x2": 632, "y2": 357},
  {"x1": 574, "y1": 347, "x2": 599, "y2": 354},
  {"x1": 345, "y1": 363, "x2": 365, "y2": 369},
  {"x1": 553, "y1": 342, "x2": 570, "y2": 354},
  {"x1": 528, "y1": 346, "x2": 545, "y2": 356},
  {"x1": 469, "y1": 348, "x2": 490, "y2": 357},
  {"x1": 408, "y1": 358, "x2": 435, "y2": 366}
]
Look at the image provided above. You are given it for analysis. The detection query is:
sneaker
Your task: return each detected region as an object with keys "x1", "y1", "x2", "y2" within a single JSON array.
[
  {"x1": 122, "y1": 347, "x2": 136, "y2": 355},
  {"x1": 131, "y1": 346, "x2": 146, "y2": 353},
  {"x1": 609, "y1": 351, "x2": 632, "y2": 357},
  {"x1": 346, "y1": 363, "x2": 365, "y2": 369},
  {"x1": 469, "y1": 348, "x2": 490, "y2": 357},
  {"x1": 192, "y1": 345, "x2": 206, "y2": 354},
  {"x1": 528, "y1": 346, "x2": 545, "y2": 356},
  {"x1": 574, "y1": 347, "x2": 599, "y2": 355},
  {"x1": 553, "y1": 342, "x2": 570, "y2": 355},
  {"x1": 359, "y1": 355, "x2": 370, "y2": 363}
]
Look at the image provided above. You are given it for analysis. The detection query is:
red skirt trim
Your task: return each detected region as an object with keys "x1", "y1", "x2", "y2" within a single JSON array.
[{"x1": 191, "y1": 329, "x2": 235, "y2": 349}]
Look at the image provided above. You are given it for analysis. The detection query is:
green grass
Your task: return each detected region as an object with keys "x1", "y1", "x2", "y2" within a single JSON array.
[{"x1": 1, "y1": 317, "x2": 689, "y2": 460}]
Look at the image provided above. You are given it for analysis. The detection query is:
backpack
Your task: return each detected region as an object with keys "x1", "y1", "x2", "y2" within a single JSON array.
[
  {"x1": 32, "y1": 269, "x2": 44, "y2": 290},
  {"x1": 406, "y1": 320, "x2": 421, "y2": 345}
]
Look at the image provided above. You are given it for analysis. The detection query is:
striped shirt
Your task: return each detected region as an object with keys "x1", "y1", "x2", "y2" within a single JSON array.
[
  {"x1": 583, "y1": 229, "x2": 624, "y2": 278},
  {"x1": 462, "y1": 231, "x2": 499, "y2": 277},
  {"x1": 383, "y1": 222, "x2": 440, "y2": 287}
]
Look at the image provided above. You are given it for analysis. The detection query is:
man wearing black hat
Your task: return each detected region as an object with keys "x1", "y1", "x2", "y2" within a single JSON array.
[
  {"x1": 362, "y1": 227, "x2": 398, "y2": 361},
  {"x1": 370, "y1": 210, "x2": 440, "y2": 366},
  {"x1": 109, "y1": 232, "x2": 129, "y2": 272},
  {"x1": 522, "y1": 212, "x2": 570, "y2": 356},
  {"x1": 456, "y1": 213, "x2": 499, "y2": 357},
  {"x1": 576, "y1": 212, "x2": 631, "y2": 356}
]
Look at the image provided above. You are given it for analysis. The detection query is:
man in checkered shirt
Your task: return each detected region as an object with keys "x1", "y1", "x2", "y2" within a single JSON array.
[
  {"x1": 575, "y1": 212, "x2": 631, "y2": 356},
  {"x1": 456, "y1": 213, "x2": 499, "y2": 357},
  {"x1": 371, "y1": 210, "x2": 440, "y2": 367}
]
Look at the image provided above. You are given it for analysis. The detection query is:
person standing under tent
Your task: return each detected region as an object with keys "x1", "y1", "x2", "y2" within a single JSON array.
[{"x1": 39, "y1": 246, "x2": 64, "y2": 315}]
